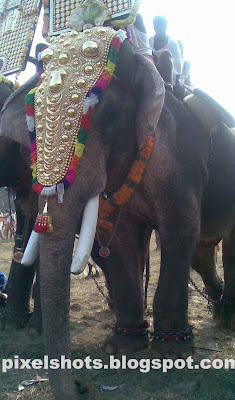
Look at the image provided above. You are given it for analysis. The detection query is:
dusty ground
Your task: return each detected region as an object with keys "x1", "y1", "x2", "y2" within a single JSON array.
[{"x1": 0, "y1": 237, "x2": 234, "y2": 400}]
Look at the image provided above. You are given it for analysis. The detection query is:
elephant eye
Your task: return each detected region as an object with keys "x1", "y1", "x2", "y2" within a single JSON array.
[
  {"x1": 95, "y1": 100, "x2": 123, "y2": 144},
  {"x1": 102, "y1": 102, "x2": 122, "y2": 114}
]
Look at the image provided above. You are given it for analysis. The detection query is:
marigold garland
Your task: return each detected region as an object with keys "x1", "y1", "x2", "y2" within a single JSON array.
[{"x1": 97, "y1": 136, "x2": 154, "y2": 233}]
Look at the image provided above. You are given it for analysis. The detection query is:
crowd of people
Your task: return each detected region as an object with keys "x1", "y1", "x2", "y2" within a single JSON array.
[{"x1": 0, "y1": 212, "x2": 16, "y2": 240}]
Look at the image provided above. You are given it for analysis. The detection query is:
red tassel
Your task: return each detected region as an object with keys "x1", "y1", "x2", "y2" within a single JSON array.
[{"x1": 34, "y1": 200, "x2": 53, "y2": 234}]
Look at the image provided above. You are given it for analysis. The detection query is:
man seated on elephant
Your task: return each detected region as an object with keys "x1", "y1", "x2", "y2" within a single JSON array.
[{"x1": 149, "y1": 15, "x2": 182, "y2": 85}]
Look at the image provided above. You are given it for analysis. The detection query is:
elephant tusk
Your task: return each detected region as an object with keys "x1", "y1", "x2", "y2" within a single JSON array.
[
  {"x1": 71, "y1": 195, "x2": 99, "y2": 275},
  {"x1": 21, "y1": 230, "x2": 40, "y2": 266}
]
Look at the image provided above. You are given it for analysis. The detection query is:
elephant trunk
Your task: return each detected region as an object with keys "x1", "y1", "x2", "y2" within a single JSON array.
[
  {"x1": 71, "y1": 195, "x2": 99, "y2": 275},
  {"x1": 39, "y1": 194, "x2": 83, "y2": 400}
]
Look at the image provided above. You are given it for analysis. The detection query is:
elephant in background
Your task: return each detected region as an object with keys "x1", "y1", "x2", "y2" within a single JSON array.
[
  {"x1": 0, "y1": 75, "x2": 42, "y2": 333},
  {"x1": 0, "y1": 76, "x2": 15, "y2": 109},
  {"x1": 0, "y1": 30, "x2": 235, "y2": 399}
]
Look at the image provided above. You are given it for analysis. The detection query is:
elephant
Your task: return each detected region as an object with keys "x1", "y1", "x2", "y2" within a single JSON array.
[
  {"x1": 0, "y1": 75, "x2": 42, "y2": 333},
  {"x1": 0, "y1": 28, "x2": 235, "y2": 399}
]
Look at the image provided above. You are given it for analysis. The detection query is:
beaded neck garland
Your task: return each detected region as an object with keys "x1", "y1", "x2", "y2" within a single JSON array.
[
  {"x1": 97, "y1": 136, "x2": 154, "y2": 234},
  {"x1": 25, "y1": 28, "x2": 125, "y2": 197}
]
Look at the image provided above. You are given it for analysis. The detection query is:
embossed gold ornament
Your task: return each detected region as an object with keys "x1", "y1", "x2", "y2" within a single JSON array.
[
  {"x1": 70, "y1": 31, "x2": 78, "y2": 37},
  {"x1": 41, "y1": 48, "x2": 54, "y2": 64},
  {"x1": 85, "y1": 65, "x2": 94, "y2": 75},
  {"x1": 35, "y1": 27, "x2": 117, "y2": 186},
  {"x1": 64, "y1": 40, "x2": 71, "y2": 47},
  {"x1": 82, "y1": 41, "x2": 99, "y2": 57},
  {"x1": 37, "y1": 112, "x2": 43, "y2": 119},
  {"x1": 49, "y1": 70, "x2": 68, "y2": 93},
  {"x1": 56, "y1": 156, "x2": 63, "y2": 164},
  {"x1": 58, "y1": 146, "x2": 65, "y2": 153},
  {"x1": 37, "y1": 124, "x2": 43, "y2": 132},
  {"x1": 68, "y1": 108, "x2": 76, "y2": 117},
  {"x1": 97, "y1": 28, "x2": 106, "y2": 34},
  {"x1": 54, "y1": 167, "x2": 60, "y2": 175},
  {"x1": 64, "y1": 121, "x2": 72, "y2": 130},
  {"x1": 61, "y1": 134, "x2": 69, "y2": 142},
  {"x1": 59, "y1": 53, "x2": 69, "y2": 64},
  {"x1": 46, "y1": 95, "x2": 62, "y2": 106},
  {"x1": 71, "y1": 94, "x2": 79, "y2": 103},
  {"x1": 76, "y1": 79, "x2": 86, "y2": 88}
]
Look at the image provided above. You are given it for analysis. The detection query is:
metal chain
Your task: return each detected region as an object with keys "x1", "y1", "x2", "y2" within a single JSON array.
[
  {"x1": 150, "y1": 326, "x2": 193, "y2": 341},
  {"x1": 89, "y1": 265, "x2": 110, "y2": 302},
  {"x1": 189, "y1": 277, "x2": 222, "y2": 314}
]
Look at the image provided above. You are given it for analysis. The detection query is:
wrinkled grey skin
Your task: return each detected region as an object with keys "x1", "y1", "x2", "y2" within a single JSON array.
[
  {"x1": 0, "y1": 39, "x2": 235, "y2": 399},
  {"x1": 0, "y1": 76, "x2": 42, "y2": 333}
]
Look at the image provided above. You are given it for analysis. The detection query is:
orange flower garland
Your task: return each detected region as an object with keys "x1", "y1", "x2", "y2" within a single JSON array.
[{"x1": 97, "y1": 136, "x2": 154, "y2": 233}]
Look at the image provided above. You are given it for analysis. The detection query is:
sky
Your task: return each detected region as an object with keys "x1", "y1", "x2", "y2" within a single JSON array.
[{"x1": 9, "y1": 0, "x2": 235, "y2": 117}]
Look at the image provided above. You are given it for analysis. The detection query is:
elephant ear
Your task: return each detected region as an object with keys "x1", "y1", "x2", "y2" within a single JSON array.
[{"x1": 134, "y1": 54, "x2": 165, "y2": 149}]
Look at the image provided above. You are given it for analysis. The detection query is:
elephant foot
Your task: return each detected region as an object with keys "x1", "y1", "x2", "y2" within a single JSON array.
[
  {"x1": 26, "y1": 312, "x2": 42, "y2": 336},
  {"x1": 151, "y1": 338, "x2": 194, "y2": 359},
  {"x1": 1, "y1": 309, "x2": 31, "y2": 330},
  {"x1": 151, "y1": 327, "x2": 194, "y2": 359},
  {"x1": 104, "y1": 322, "x2": 149, "y2": 354},
  {"x1": 218, "y1": 298, "x2": 235, "y2": 330}
]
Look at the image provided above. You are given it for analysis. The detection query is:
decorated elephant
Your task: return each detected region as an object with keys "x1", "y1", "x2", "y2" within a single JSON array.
[{"x1": 1, "y1": 26, "x2": 235, "y2": 399}]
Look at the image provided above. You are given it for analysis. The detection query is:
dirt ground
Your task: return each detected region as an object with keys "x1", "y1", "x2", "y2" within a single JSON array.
[{"x1": 0, "y1": 237, "x2": 234, "y2": 400}]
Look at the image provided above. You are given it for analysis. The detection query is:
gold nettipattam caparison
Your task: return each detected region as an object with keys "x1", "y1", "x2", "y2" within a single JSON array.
[{"x1": 35, "y1": 26, "x2": 117, "y2": 187}]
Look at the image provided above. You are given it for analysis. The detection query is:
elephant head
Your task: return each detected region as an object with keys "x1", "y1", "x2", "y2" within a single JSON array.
[{"x1": 17, "y1": 27, "x2": 163, "y2": 399}]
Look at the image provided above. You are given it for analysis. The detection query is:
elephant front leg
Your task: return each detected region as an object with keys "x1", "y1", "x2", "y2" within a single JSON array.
[
  {"x1": 1, "y1": 259, "x2": 36, "y2": 330},
  {"x1": 220, "y1": 228, "x2": 235, "y2": 330},
  {"x1": 1, "y1": 194, "x2": 38, "y2": 331},
  {"x1": 191, "y1": 239, "x2": 223, "y2": 320},
  {"x1": 26, "y1": 266, "x2": 43, "y2": 335},
  {"x1": 103, "y1": 221, "x2": 151, "y2": 354},
  {"x1": 152, "y1": 215, "x2": 199, "y2": 359}
]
